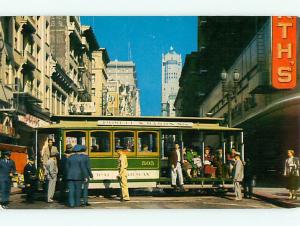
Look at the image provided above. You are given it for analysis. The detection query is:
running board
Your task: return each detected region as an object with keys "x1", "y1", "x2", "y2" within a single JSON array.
[{"x1": 156, "y1": 184, "x2": 234, "y2": 189}]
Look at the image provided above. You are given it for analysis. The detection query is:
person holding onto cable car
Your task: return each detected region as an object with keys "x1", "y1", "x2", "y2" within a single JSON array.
[
  {"x1": 170, "y1": 143, "x2": 184, "y2": 190},
  {"x1": 203, "y1": 146, "x2": 214, "y2": 177},
  {"x1": 116, "y1": 146, "x2": 130, "y2": 201},
  {"x1": 42, "y1": 138, "x2": 59, "y2": 169},
  {"x1": 227, "y1": 147, "x2": 237, "y2": 178},
  {"x1": 0, "y1": 150, "x2": 16, "y2": 209},
  {"x1": 213, "y1": 148, "x2": 224, "y2": 178}
]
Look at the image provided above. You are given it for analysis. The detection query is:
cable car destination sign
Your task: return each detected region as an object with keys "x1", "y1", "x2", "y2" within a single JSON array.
[
  {"x1": 272, "y1": 16, "x2": 297, "y2": 89},
  {"x1": 97, "y1": 120, "x2": 194, "y2": 127}
]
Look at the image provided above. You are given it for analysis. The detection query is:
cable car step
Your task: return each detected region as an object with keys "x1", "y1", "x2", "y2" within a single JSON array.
[{"x1": 156, "y1": 184, "x2": 234, "y2": 189}]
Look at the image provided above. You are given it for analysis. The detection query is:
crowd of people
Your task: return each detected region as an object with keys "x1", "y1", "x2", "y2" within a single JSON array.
[
  {"x1": 24, "y1": 140, "x2": 94, "y2": 207},
  {"x1": 0, "y1": 139, "x2": 299, "y2": 208},
  {"x1": 178, "y1": 145, "x2": 244, "y2": 180},
  {"x1": 169, "y1": 143, "x2": 249, "y2": 200}
]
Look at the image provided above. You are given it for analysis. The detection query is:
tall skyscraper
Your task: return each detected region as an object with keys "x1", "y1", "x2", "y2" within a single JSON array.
[{"x1": 161, "y1": 46, "x2": 182, "y2": 116}]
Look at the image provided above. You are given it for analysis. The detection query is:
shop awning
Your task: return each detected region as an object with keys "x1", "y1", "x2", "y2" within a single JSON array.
[{"x1": 0, "y1": 143, "x2": 28, "y2": 153}]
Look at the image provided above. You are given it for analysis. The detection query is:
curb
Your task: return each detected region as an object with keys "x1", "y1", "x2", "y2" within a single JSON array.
[{"x1": 253, "y1": 192, "x2": 300, "y2": 208}]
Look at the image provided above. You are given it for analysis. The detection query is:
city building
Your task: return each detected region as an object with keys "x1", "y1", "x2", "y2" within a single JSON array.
[
  {"x1": 50, "y1": 16, "x2": 98, "y2": 115},
  {"x1": 106, "y1": 60, "x2": 140, "y2": 116},
  {"x1": 0, "y1": 16, "x2": 52, "y2": 147},
  {"x1": 0, "y1": 16, "x2": 102, "y2": 150},
  {"x1": 175, "y1": 16, "x2": 300, "y2": 184},
  {"x1": 91, "y1": 48, "x2": 110, "y2": 116},
  {"x1": 161, "y1": 46, "x2": 182, "y2": 116}
]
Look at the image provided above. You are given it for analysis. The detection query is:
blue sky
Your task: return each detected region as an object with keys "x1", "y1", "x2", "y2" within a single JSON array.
[{"x1": 81, "y1": 16, "x2": 197, "y2": 116}]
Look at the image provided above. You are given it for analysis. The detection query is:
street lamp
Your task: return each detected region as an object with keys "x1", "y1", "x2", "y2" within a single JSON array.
[{"x1": 220, "y1": 68, "x2": 240, "y2": 127}]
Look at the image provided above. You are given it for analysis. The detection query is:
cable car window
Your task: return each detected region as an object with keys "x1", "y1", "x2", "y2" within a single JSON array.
[
  {"x1": 114, "y1": 131, "x2": 135, "y2": 152},
  {"x1": 138, "y1": 132, "x2": 158, "y2": 152},
  {"x1": 90, "y1": 131, "x2": 111, "y2": 152},
  {"x1": 65, "y1": 131, "x2": 86, "y2": 147}
]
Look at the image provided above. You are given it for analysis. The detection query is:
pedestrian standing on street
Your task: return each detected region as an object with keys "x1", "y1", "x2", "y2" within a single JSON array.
[
  {"x1": 58, "y1": 144, "x2": 73, "y2": 202},
  {"x1": 79, "y1": 145, "x2": 93, "y2": 206},
  {"x1": 170, "y1": 143, "x2": 184, "y2": 190},
  {"x1": 233, "y1": 152, "x2": 244, "y2": 201},
  {"x1": 116, "y1": 146, "x2": 130, "y2": 201},
  {"x1": 23, "y1": 156, "x2": 38, "y2": 203},
  {"x1": 45, "y1": 153, "x2": 58, "y2": 203},
  {"x1": 243, "y1": 157, "x2": 254, "y2": 199},
  {"x1": 66, "y1": 145, "x2": 85, "y2": 207},
  {"x1": 0, "y1": 150, "x2": 16, "y2": 209},
  {"x1": 284, "y1": 149, "x2": 300, "y2": 200}
]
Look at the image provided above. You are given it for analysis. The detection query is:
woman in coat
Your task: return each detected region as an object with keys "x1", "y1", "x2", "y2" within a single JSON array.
[{"x1": 284, "y1": 150, "x2": 300, "y2": 200}]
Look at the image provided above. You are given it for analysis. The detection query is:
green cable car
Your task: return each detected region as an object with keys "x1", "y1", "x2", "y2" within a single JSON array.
[{"x1": 37, "y1": 115, "x2": 243, "y2": 191}]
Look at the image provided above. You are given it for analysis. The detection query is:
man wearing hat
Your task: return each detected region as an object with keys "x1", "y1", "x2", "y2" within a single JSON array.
[
  {"x1": 23, "y1": 156, "x2": 37, "y2": 203},
  {"x1": 58, "y1": 144, "x2": 73, "y2": 202},
  {"x1": 45, "y1": 152, "x2": 58, "y2": 203},
  {"x1": 0, "y1": 150, "x2": 16, "y2": 209},
  {"x1": 66, "y1": 144, "x2": 85, "y2": 207},
  {"x1": 116, "y1": 146, "x2": 130, "y2": 201},
  {"x1": 233, "y1": 152, "x2": 244, "y2": 200},
  {"x1": 78, "y1": 145, "x2": 93, "y2": 206}
]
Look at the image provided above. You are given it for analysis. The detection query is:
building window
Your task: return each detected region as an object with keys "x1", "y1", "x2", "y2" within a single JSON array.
[
  {"x1": 46, "y1": 21, "x2": 50, "y2": 44},
  {"x1": 5, "y1": 72, "x2": 9, "y2": 85},
  {"x1": 37, "y1": 46, "x2": 41, "y2": 70},
  {"x1": 14, "y1": 23, "x2": 19, "y2": 51},
  {"x1": 91, "y1": 88, "x2": 95, "y2": 96},
  {"x1": 91, "y1": 74, "x2": 95, "y2": 84}
]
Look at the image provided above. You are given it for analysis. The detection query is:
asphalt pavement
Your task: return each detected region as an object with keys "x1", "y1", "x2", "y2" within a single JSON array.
[{"x1": 6, "y1": 189, "x2": 280, "y2": 209}]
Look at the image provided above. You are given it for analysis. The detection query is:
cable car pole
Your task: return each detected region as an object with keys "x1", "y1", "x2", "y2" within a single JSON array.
[{"x1": 35, "y1": 129, "x2": 38, "y2": 168}]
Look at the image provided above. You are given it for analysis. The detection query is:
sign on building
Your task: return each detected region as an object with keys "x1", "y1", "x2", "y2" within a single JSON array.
[
  {"x1": 105, "y1": 81, "x2": 120, "y2": 116},
  {"x1": 18, "y1": 114, "x2": 50, "y2": 128},
  {"x1": 69, "y1": 102, "x2": 96, "y2": 114},
  {"x1": 272, "y1": 16, "x2": 297, "y2": 89}
]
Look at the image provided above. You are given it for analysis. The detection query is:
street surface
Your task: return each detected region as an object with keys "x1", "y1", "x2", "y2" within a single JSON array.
[{"x1": 7, "y1": 189, "x2": 279, "y2": 209}]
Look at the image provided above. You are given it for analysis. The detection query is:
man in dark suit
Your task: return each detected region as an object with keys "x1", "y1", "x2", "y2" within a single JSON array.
[
  {"x1": 23, "y1": 156, "x2": 38, "y2": 203},
  {"x1": 78, "y1": 145, "x2": 93, "y2": 206},
  {"x1": 66, "y1": 145, "x2": 85, "y2": 207},
  {"x1": 243, "y1": 158, "x2": 254, "y2": 199},
  {"x1": 169, "y1": 143, "x2": 184, "y2": 190},
  {"x1": 0, "y1": 150, "x2": 16, "y2": 209},
  {"x1": 58, "y1": 144, "x2": 73, "y2": 203}
]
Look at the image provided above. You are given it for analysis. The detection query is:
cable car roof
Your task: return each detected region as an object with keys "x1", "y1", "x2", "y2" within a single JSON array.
[{"x1": 37, "y1": 115, "x2": 242, "y2": 131}]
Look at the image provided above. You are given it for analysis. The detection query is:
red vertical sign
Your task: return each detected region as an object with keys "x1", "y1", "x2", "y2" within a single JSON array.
[{"x1": 272, "y1": 16, "x2": 297, "y2": 89}]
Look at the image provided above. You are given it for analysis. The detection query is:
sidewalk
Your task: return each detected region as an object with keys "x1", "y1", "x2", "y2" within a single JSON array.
[{"x1": 253, "y1": 187, "x2": 300, "y2": 208}]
